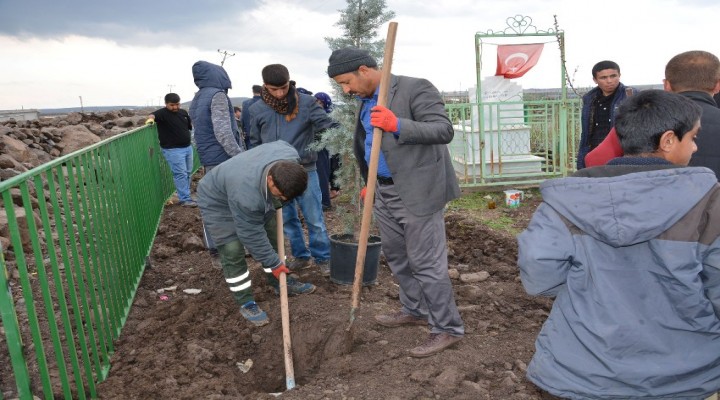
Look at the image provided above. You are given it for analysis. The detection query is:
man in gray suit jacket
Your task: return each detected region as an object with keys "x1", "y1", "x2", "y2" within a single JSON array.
[{"x1": 328, "y1": 47, "x2": 464, "y2": 357}]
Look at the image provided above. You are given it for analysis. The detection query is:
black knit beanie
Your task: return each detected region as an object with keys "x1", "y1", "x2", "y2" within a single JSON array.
[
  {"x1": 262, "y1": 64, "x2": 290, "y2": 86},
  {"x1": 327, "y1": 47, "x2": 378, "y2": 78}
]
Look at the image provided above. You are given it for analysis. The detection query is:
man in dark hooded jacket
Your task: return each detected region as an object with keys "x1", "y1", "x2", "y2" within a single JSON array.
[
  {"x1": 189, "y1": 61, "x2": 244, "y2": 257},
  {"x1": 189, "y1": 60, "x2": 244, "y2": 170}
]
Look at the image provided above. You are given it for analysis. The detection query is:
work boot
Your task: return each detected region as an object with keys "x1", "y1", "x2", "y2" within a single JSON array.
[
  {"x1": 240, "y1": 301, "x2": 269, "y2": 327},
  {"x1": 374, "y1": 311, "x2": 428, "y2": 328},
  {"x1": 316, "y1": 260, "x2": 330, "y2": 277},
  {"x1": 180, "y1": 200, "x2": 198, "y2": 208},
  {"x1": 287, "y1": 257, "x2": 311, "y2": 270},
  {"x1": 273, "y1": 277, "x2": 316, "y2": 297},
  {"x1": 409, "y1": 333, "x2": 462, "y2": 358}
]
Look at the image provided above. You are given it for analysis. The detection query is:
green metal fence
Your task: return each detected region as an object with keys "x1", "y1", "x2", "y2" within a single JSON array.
[
  {"x1": 446, "y1": 98, "x2": 582, "y2": 186},
  {"x1": 0, "y1": 124, "x2": 195, "y2": 399}
]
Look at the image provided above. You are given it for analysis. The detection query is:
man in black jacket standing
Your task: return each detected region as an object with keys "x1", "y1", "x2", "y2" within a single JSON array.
[
  {"x1": 146, "y1": 93, "x2": 196, "y2": 207},
  {"x1": 664, "y1": 50, "x2": 720, "y2": 178}
]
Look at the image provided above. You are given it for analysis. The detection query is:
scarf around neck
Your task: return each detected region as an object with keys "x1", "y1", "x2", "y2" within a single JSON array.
[{"x1": 261, "y1": 84, "x2": 299, "y2": 122}]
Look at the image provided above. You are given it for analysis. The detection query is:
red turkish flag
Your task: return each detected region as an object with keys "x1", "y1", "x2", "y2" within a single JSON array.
[{"x1": 495, "y1": 43, "x2": 544, "y2": 79}]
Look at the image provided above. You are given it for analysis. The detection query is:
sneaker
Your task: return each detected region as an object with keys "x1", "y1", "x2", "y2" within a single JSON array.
[
  {"x1": 409, "y1": 333, "x2": 462, "y2": 358},
  {"x1": 240, "y1": 301, "x2": 269, "y2": 327},
  {"x1": 287, "y1": 257, "x2": 311, "y2": 270},
  {"x1": 273, "y1": 277, "x2": 316, "y2": 296},
  {"x1": 180, "y1": 200, "x2": 198, "y2": 208},
  {"x1": 316, "y1": 260, "x2": 330, "y2": 277},
  {"x1": 374, "y1": 311, "x2": 428, "y2": 328}
]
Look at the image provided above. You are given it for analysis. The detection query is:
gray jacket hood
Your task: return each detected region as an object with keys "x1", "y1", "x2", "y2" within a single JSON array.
[
  {"x1": 540, "y1": 166, "x2": 718, "y2": 247},
  {"x1": 192, "y1": 60, "x2": 232, "y2": 91}
]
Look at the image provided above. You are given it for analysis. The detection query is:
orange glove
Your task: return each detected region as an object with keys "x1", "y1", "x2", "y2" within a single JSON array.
[
  {"x1": 359, "y1": 187, "x2": 367, "y2": 202},
  {"x1": 370, "y1": 105, "x2": 398, "y2": 133},
  {"x1": 271, "y1": 263, "x2": 290, "y2": 279}
]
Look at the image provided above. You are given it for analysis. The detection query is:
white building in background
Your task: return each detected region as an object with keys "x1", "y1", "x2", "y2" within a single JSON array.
[{"x1": 0, "y1": 109, "x2": 39, "y2": 122}]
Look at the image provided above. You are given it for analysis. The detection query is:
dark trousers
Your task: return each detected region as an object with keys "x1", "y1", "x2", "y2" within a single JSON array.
[
  {"x1": 217, "y1": 215, "x2": 280, "y2": 306},
  {"x1": 316, "y1": 149, "x2": 331, "y2": 208}
]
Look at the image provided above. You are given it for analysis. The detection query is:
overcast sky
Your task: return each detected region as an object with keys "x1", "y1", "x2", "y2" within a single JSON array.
[{"x1": 0, "y1": 0, "x2": 718, "y2": 110}]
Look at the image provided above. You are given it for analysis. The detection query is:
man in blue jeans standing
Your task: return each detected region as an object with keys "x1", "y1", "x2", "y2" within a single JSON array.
[
  {"x1": 146, "y1": 93, "x2": 196, "y2": 207},
  {"x1": 248, "y1": 64, "x2": 339, "y2": 276}
]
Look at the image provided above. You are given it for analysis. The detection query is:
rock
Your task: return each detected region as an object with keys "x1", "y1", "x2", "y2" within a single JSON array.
[
  {"x1": 476, "y1": 320, "x2": 491, "y2": 332},
  {"x1": 0, "y1": 236, "x2": 9, "y2": 252},
  {"x1": 182, "y1": 234, "x2": 205, "y2": 251},
  {"x1": 448, "y1": 268, "x2": 460, "y2": 280},
  {"x1": 65, "y1": 112, "x2": 83, "y2": 125},
  {"x1": 434, "y1": 365, "x2": 463, "y2": 388},
  {"x1": 0, "y1": 154, "x2": 24, "y2": 170},
  {"x1": 409, "y1": 368, "x2": 434, "y2": 382},
  {"x1": 0, "y1": 168, "x2": 22, "y2": 180},
  {"x1": 455, "y1": 263, "x2": 470, "y2": 272},
  {"x1": 460, "y1": 271, "x2": 490, "y2": 283},
  {"x1": 461, "y1": 380, "x2": 489, "y2": 396},
  {"x1": 84, "y1": 122, "x2": 106, "y2": 136},
  {"x1": 109, "y1": 126, "x2": 126, "y2": 135},
  {"x1": 0, "y1": 135, "x2": 31, "y2": 163},
  {"x1": 113, "y1": 116, "x2": 136, "y2": 128},
  {"x1": 28, "y1": 149, "x2": 52, "y2": 166},
  {"x1": 0, "y1": 205, "x2": 41, "y2": 251},
  {"x1": 58, "y1": 125, "x2": 100, "y2": 155},
  {"x1": 0, "y1": 125, "x2": 13, "y2": 136},
  {"x1": 186, "y1": 343, "x2": 213, "y2": 363}
]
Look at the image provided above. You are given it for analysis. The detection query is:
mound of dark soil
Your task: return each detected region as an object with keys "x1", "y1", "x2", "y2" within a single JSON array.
[{"x1": 96, "y1": 193, "x2": 556, "y2": 399}]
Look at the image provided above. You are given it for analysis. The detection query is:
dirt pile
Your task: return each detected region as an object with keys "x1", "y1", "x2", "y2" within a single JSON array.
[{"x1": 96, "y1": 192, "x2": 558, "y2": 399}]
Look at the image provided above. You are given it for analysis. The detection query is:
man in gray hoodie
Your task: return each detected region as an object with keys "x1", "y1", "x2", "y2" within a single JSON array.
[
  {"x1": 197, "y1": 141, "x2": 316, "y2": 327},
  {"x1": 518, "y1": 90, "x2": 720, "y2": 398}
]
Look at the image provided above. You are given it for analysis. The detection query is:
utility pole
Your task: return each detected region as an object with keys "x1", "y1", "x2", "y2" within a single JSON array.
[
  {"x1": 79, "y1": 95, "x2": 84, "y2": 113},
  {"x1": 167, "y1": 84, "x2": 175, "y2": 93},
  {"x1": 217, "y1": 49, "x2": 235, "y2": 66}
]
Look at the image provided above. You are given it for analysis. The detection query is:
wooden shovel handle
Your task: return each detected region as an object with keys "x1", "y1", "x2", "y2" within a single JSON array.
[
  {"x1": 350, "y1": 21, "x2": 399, "y2": 317},
  {"x1": 276, "y1": 209, "x2": 295, "y2": 390}
]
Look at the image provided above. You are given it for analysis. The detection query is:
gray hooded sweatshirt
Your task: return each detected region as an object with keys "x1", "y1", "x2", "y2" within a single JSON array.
[
  {"x1": 197, "y1": 141, "x2": 299, "y2": 269},
  {"x1": 518, "y1": 164, "x2": 720, "y2": 399}
]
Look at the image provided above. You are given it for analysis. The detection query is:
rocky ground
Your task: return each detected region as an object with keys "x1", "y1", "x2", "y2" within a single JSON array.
[
  {"x1": 94, "y1": 182, "x2": 558, "y2": 400},
  {"x1": 0, "y1": 109, "x2": 150, "y2": 180},
  {"x1": 0, "y1": 109, "x2": 151, "y2": 250}
]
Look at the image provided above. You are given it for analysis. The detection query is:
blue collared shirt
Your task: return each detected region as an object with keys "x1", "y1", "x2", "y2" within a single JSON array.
[{"x1": 359, "y1": 90, "x2": 400, "y2": 178}]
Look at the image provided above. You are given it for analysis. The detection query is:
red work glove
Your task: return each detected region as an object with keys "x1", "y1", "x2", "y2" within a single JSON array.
[
  {"x1": 370, "y1": 105, "x2": 398, "y2": 133},
  {"x1": 359, "y1": 187, "x2": 367, "y2": 202},
  {"x1": 271, "y1": 263, "x2": 290, "y2": 279}
]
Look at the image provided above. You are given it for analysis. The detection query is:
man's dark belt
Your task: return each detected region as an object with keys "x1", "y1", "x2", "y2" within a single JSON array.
[{"x1": 377, "y1": 175, "x2": 394, "y2": 185}]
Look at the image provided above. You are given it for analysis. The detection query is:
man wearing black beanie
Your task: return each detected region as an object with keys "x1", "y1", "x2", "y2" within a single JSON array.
[
  {"x1": 247, "y1": 64, "x2": 340, "y2": 277},
  {"x1": 328, "y1": 47, "x2": 464, "y2": 357}
]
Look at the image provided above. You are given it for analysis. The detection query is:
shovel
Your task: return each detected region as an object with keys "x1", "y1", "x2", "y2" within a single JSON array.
[
  {"x1": 276, "y1": 208, "x2": 295, "y2": 390},
  {"x1": 347, "y1": 21, "x2": 399, "y2": 334}
]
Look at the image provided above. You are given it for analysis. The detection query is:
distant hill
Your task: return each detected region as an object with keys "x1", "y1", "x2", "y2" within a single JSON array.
[{"x1": 38, "y1": 97, "x2": 250, "y2": 116}]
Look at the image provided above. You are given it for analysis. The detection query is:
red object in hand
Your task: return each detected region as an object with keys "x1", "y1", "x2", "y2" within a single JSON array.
[
  {"x1": 272, "y1": 263, "x2": 290, "y2": 279},
  {"x1": 359, "y1": 187, "x2": 367, "y2": 202},
  {"x1": 370, "y1": 105, "x2": 398, "y2": 133}
]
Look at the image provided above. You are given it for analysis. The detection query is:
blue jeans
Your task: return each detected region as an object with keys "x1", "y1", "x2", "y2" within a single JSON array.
[
  {"x1": 282, "y1": 170, "x2": 330, "y2": 262},
  {"x1": 161, "y1": 146, "x2": 194, "y2": 203}
]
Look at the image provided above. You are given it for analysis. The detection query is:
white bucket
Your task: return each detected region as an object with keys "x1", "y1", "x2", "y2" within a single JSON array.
[{"x1": 504, "y1": 190, "x2": 523, "y2": 208}]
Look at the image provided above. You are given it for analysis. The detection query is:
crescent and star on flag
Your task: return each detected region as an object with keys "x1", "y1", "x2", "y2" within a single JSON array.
[{"x1": 495, "y1": 43, "x2": 544, "y2": 79}]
